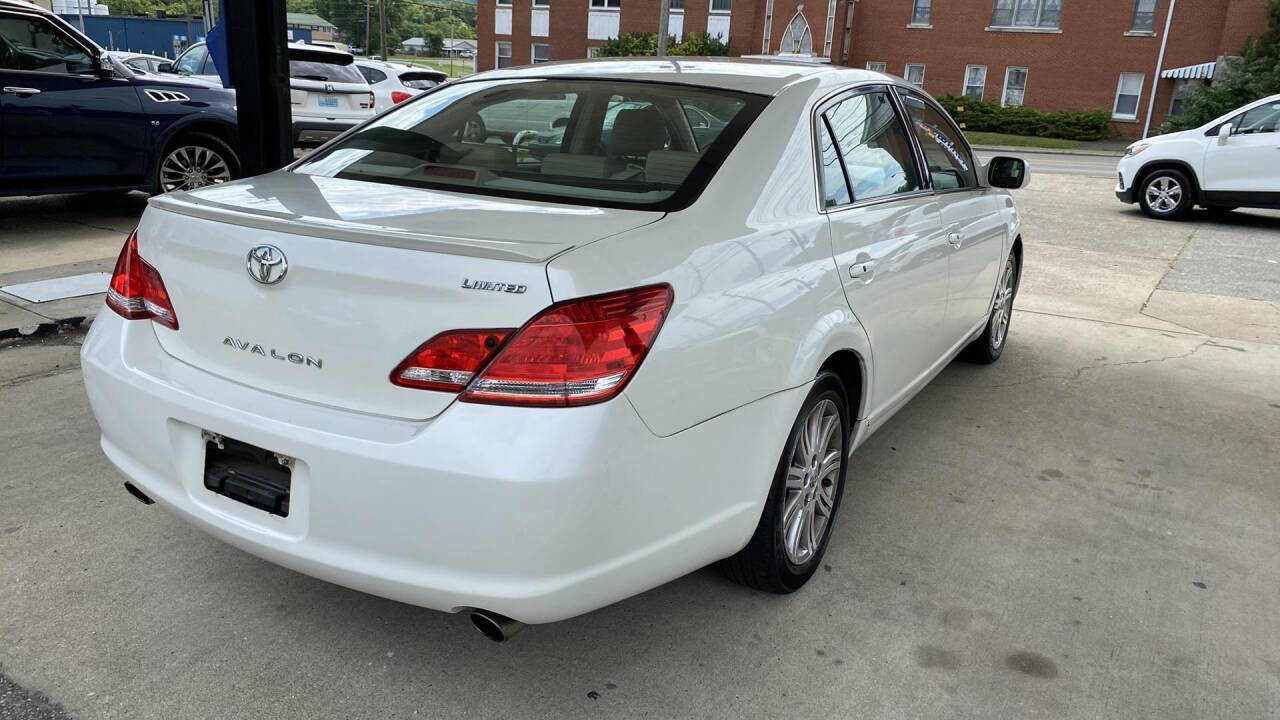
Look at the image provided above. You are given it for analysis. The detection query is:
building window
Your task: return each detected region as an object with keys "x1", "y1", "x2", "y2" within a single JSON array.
[
  {"x1": 964, "y1": 65, "x2": 987, "y2": 99},
  {"x1": 905, "y1": 63, "x2": 925, "y2": 87},
  {"x1": 532, "y1": 43, "x2": 550, "y2": 63},
  {"x1": 496, "y1": 41, "x2": 512, "y2": 68},
  {"x1": 1002, "y1": 66, "x2": 1027, "y2": 106},
  {"x1": 590, "y1": 0, "x2": 621, "y2": 8},
  {"x1": 534, "y1": 0, "x2": 550, "y2": 5},
  {"x1": 990, "y1": 0, "x2": 1062, "y2": 29},
  {"x1": 866, "y1": 61, "x2": 887, "y2": 72},
  {"x1": 779, "y1": 11, "x2": 812, "y2": 54},
  {"x1": 710, "y1": 0, "x2": 731, "y2": 11},
  {"x1": 1129, "y1": 0, "x2": 1156, "y2": 32},
  {"x1": 587, "y1": 46, "x2": 601, "y2": 58},
  {"x1": 910, "y1": 0, "x2": 931, "y2": 25},
  {"x1": 1112, "y1": 72, "x2": 1144, "y2": 120},
  {"x1": 496, "y1": 0, "x2": 512, "y2": 5},
  {"x1": 669, "y1": 0, "x2": 684, "y2": 8}
]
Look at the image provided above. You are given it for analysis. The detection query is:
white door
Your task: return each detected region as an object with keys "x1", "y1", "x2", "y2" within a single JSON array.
[
  {"x1": 1203, "y1": 100, "x2": 1280, "y2": 192},
  {"x1": 818, "y1": 87, "x2": 949, "y2": 417},
  {"x1": 897, "y1": 89, "x2": 1006, "y2": 338}
]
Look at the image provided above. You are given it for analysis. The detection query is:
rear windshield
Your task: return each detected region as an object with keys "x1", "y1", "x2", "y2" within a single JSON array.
[
  {"x1": 288, "y1": 49, "x2": 365, "y2": 84},
  {"x1": 293, "y1": 78, "x2": 768, "y2": 211},
  {"x1": 400, "y1": 71, "x2": 445, "y2": 89}
]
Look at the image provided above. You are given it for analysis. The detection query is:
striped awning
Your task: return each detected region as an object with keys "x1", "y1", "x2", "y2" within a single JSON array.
[{"x1": 1162, "y1": 62, "x2": 1216, "y2": 80}]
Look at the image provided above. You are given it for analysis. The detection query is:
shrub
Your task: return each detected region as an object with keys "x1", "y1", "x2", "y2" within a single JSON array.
[
  {"x1": 933, "y1": 95, "x2": 1112, "y2": 141},
  {"x1": 594, "y1": 32, "x2": 729, "y2": 57}
]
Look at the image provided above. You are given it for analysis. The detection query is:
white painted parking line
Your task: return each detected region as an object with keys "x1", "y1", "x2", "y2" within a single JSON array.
[{"x1": 0, "y1": 272, "x2": 110, "y2": 303}]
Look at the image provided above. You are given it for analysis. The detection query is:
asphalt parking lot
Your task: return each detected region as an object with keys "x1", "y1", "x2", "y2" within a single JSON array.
[{"x1": 1, "y1": 169, "x2": 1278, "y2": 719}]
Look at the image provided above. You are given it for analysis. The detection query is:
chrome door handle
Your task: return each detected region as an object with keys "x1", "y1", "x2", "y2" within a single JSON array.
[
  {"x1": 3, "y1": 86, "x2": 41, "y2": 96},
  {"x1": 849, "y1": 260, "x2": 876, "y2": 279},
  {"x1": 947, "y1": 232, "x2": 963, "y2": 248}
]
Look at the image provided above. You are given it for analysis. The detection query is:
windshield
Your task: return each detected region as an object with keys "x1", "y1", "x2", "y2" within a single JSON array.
[
  {"x1": 293, "y1": 78, "x2": 768, "y2": 211},
  {"x1": 288, "y1": 49, "x2": 365, "y2": 84}
]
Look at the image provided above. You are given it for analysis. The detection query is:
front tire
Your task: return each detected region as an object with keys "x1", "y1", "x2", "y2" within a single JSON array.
[
  {"x1": 720, "y1": 372, "x2": 849, "y2": 593},
  {"x1": 961, "y1": 251, "x2": 1018, "y2": 364},
  {"x1": 156, "y1": 132, "x2": 239, "y2": 194},
  {"x1": 1138, "y1": 168, "x2": 1193, "y2": 220}
]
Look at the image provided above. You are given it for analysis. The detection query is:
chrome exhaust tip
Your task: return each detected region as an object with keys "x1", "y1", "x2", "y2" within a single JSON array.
[{"x1": 469, "y1": 609, "x2": 526, "y2": 642}]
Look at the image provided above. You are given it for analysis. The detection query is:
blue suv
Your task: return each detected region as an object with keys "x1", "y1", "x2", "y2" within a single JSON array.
[{"x1": 0, "y1": 0, "x2": 240, "y2": 196}]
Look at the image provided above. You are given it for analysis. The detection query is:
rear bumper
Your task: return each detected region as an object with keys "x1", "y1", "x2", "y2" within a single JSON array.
[
  {"x1": 292, "y1": 121, "x2": 356, "y2": 145},
  {"x1": 81, "y1": 311, "x2": 799, "y2": 623}
]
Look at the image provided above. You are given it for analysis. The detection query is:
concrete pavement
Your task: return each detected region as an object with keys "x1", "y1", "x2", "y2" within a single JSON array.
[{"x1": 1, "y1": 175, "x2": 1278, "y2": 720}]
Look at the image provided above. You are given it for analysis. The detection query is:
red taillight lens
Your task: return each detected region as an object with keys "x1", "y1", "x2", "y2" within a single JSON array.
[
  {"x1": 368, "y1": 91, "x2": 376, "y2": 108},
  {"x1": 391, "y1": 329, "x2": 513, "y2": 392},
  {"x1": 461, "y1": 284, "x2": 673, "y2": 407},
  {"x1": 391, "y1": 90, "x2": 413, "y2": 104},
  {"x1": 105, "y1": 230, "x2": 179, "y2": 330}
]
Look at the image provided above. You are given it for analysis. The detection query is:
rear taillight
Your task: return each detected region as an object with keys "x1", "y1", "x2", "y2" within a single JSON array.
[
  {"x1": 105, "y1": 230, "x2": 179, "y2": 330},
  {"x1": 368, "y1": 91, "x2": 376, "y2": 109},
  {"x1": 464, "y1": 284, "x2": 673, "y2": 407},
  {"x1": 391, "y1": 90, "x2": 413, "y2": 104},
  {"x1": 391, "y1": 329, "x2": 512, "y2": 392}
]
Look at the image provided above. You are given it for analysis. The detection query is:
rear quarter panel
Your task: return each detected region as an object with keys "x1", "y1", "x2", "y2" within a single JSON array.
[{"x1": 546, "y1": 78, "x2": 873, "y2": 438}]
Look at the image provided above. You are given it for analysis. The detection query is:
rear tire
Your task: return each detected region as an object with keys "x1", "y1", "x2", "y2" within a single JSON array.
[
  {"x1": 155, "y1": 132, "x2": 239, "y2": 194},
  {"x1": 961, "y1": 251, "x2": 1019, "y2": 364},
  {"x1": 1138, "y1": 168, "x2": 1193, "y2": 220},
  {"x1": 719, "y1": 372, "x2": 849, "y2": 593}
]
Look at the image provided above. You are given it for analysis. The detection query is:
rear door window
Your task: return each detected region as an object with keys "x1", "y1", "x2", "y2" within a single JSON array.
[
  {"x1": 358, "y1": 66, "x2": 387, "y2": 84},
  {"x1": 822, "y1": 90, "x2": 921, "y2": 202}
]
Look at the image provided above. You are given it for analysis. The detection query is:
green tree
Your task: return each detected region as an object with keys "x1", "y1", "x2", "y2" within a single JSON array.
[
  {"x1": 594, "y1": 31, "x2": 728, "y2": 57},
  {"x1": 1158, "y1": 0, "x2": 1280, "y2": 133}
]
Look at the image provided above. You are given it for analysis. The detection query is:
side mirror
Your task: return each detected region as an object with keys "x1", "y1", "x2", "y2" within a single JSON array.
[
  {"x1": 1217, "y1": 123, "x2": 1232, "y2": 145},
  {"x1": 157, "y1": 62, "x2": 174, "y2": 73},
  {"x1": 94, "y1": 52, "x2": 115, "y2": 78},
  {"x1": 986, "y1": 156, "x2": 1029, "y2": 190}
]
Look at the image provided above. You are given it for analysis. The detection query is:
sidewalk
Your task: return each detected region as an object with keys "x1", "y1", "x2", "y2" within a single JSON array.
[
  {"x1": 0, "y1": 259, "x2": 112, "y2": 339},
  {"x1": 971, "y1": 143, "x2": 1126, "y2": 157}
]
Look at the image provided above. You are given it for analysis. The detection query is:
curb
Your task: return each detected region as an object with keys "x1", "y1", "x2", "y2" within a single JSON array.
[
  {"x1": 0, "y1": 313, "x2": 90, "y2": 342},
  {"x1": 971, "y1": 144, "x2": 1125, "y2": 158}
]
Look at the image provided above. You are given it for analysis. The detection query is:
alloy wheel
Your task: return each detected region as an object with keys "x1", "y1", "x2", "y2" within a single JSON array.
[
  {"x1": 160, "y1": 145, "x2": 232, "y2": 192},
  {"x1": 990, "y1": 256, "x2": 1016, "y2": 352},
  {"x1": 782, "y1": 398, "x2": 842, "y2": 565},
  {"x1": 1145, "y1": 176, "x2": 1183, "y2": 214}
]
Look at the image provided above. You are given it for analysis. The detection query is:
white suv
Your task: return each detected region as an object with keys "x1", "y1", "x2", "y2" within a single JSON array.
[
  {"x1": 1116, "y1": 93, "x2": 1280, "y2": 219},
  {"x1": 288, "y1": 44, "x2": 375, "y2": 146}
]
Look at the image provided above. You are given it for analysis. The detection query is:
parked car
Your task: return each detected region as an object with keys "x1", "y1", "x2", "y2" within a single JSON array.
[
  {"x1": 168, "y1": 41, "x2": 375, "y2": 146},
  {"x1": 0, "y1": 0, "x2": 240, "y2": 196},
  {"x1": 106, "y1": 50, "x2": 172, "y2": 74},
  {"x1": 1116, "y1": 93, "x2": 1280, "y2": 219},
  {"x1": 287, "y1": 43, "x2": 375, "y2": 145},
  {"x1": 355, "y1": 59, "x2": 446, "y2": 110},
  {"x1": 82, "y1": 58, "x2": 1028, "y2": 640}
]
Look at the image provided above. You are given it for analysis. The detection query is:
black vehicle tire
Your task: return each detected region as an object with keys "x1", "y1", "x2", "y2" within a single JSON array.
[
  {"x1": 719, "y1": 372, "x2": 849, "y2": 594},
  {"x1": 1137, "y1": 168, "x2": 1194, "y2": 220},
  {"x1": 961, "y1": 251, "x2": 1019, "y2": 364},
  {"x1": 155, "y1": 132, "x2": 240, "y2": 194}
]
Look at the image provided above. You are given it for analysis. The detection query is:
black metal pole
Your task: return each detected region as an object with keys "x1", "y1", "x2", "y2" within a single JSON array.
[{"x1": 224, "y1": 0, "x2": 292, "y2": 176}]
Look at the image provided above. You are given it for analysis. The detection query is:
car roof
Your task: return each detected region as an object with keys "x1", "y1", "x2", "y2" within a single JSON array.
[
  {"x1": 289, "y1": 42, "x2": 354, "y2": 58},
  {"x1": 469, "y1": 57, "x2": 890, "y2": 96}
]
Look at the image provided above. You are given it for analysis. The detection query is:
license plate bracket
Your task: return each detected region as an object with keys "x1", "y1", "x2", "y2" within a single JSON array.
[{"x1": 203, "y1": 432, "x2": 292, "y2": 517}]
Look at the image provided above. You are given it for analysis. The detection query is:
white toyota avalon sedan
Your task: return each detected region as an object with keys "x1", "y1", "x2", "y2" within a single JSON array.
[{"x1": 82, "y1": 58, "x2": 1028, "y2": 641}]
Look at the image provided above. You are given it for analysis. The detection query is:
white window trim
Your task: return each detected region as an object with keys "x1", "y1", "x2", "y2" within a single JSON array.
[
  {"x1": 533, "y1": 0, "x2": 550, "y2": 6},
  {"x1": 495, "y1": 40, "x2": 512, "y2": 68},
  {"x1": 909, "y1": 0, "x2": 932, "y2": 27},
  {"x1": 905, "y1": 63, "x2": 926, "y2": 87},
  {"x1": 989, "y1": 0, "x2": 1062, "y2": 30},
  {"x1": 531, "y1": 43, "x2": 550, "y2": 63},
  {"x1": 496, "y1": 0, "x2": 513, "y2": 6},
  {"x1": 1001, "y1": 66, "x2": 1028, "y2": 107},
  {"x1": 963, "y1": 64, "x2": 987, "y2": 99},
  {"x1": 1111, "y1": 72, "x2": 1144, "y2": 121},
  {"x1": 866, "y1": 61, "x2": 886, "y2": 72},
  {"x1": 709, "y1": 0, "x2": 732, "y2": 13},
  {"x1": 589, "y1": 0, "x2": 621, "y2": 9}
]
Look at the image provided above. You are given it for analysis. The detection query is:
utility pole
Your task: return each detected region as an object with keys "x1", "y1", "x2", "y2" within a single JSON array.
[
  {"x1": 379, "y1": 0, "x2": 387, "y2": 59},
  {"x1": 202, "y1": 0, "x2": 214, "y2": 34},
  {"x1": 76, "y1": 0, "x2": 85, "y2": 32},
  {"x1": 656, "y1": 0, "x2": 669, "y2": 56},
  {"x1": 364, "y1": 0, "x2": 371, "y2": 56}
]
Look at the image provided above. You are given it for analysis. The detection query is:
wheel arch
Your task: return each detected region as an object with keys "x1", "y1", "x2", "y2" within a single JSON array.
[
  {"x1": 1134, "y1": 160, "x2": 1201, "y2": 203},
  {"x1": 152, "y1": 117, "x2": 240, "y2": 175},
  {"x1": 818, "y1": 348, "x2": 868, "y2": 427}
]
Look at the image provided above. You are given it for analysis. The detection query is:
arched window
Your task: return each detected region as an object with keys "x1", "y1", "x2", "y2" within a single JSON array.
[{"x1": 778, "y1": 11, "x2": 812, "y2": 55}]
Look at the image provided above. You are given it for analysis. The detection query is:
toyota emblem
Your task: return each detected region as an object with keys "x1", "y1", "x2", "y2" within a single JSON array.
[{"x1": 246, "y1": 244, "x2": 288, "y2": 285}]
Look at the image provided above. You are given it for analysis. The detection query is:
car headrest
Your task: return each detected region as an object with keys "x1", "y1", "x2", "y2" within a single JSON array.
[{"x1": 608, "y1": 106, "x2": 668, "y2": 157}]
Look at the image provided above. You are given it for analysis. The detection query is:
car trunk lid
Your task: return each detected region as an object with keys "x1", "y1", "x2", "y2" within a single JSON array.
[{"x1": 141, "y1": 172, "x2": 662, "y2": 420}]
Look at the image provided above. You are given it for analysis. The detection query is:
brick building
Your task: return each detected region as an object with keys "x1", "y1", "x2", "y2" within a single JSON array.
[{"x1": 477, "y1": 0, "x2": 1269, "y2": 137}]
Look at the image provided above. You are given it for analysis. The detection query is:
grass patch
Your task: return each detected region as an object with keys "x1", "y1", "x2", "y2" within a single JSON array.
[
  {"x1": 385, "y1": 55, "x2": 476, "y2": 77},
  {"x1": 963, "y1": 131, "x2": 1081, "y2": 150}
]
